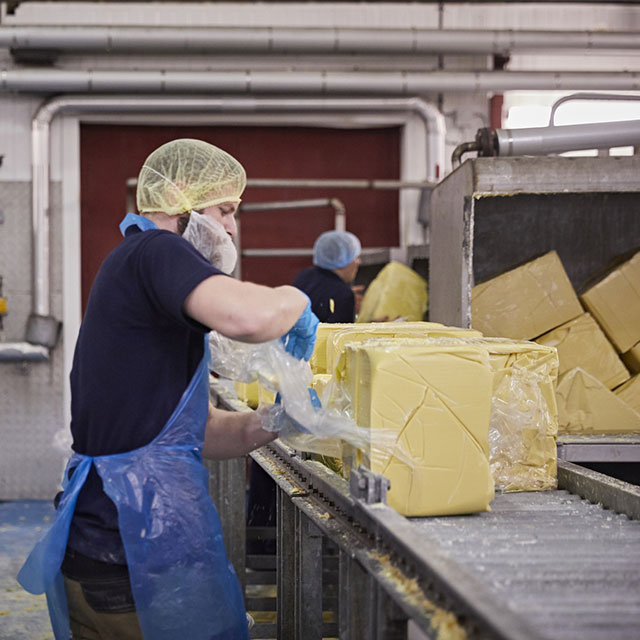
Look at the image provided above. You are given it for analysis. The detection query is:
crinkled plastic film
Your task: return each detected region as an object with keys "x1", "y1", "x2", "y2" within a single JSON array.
[
  {"x1": 489, "y1": 359, "x2": 558, "y2": 492},
  {"x1": 428, "y1": 336, "x2": 559, "y2": 492},
  {"x1": 209, "y1": 332, "x2": 413, "y2": 469}
]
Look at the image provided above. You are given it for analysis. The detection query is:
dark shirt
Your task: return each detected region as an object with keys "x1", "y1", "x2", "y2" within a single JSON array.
[
  {"x1": 293, "y1": 266, "x2": 354, "y2": 323},
  {"x1": 65, "y1": 226, "x2": 223, "y2": 564}
]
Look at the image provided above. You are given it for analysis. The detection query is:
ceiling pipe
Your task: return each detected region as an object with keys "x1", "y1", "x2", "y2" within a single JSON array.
[
  {"x1": 3, "y1": 69, "x2": 640, "y2": 94},
  {"x1": 30, "y1": 95, "x2": 445, "y2": 341},
  {"x1": 2, "y1": 25, "x2": 640, "y2": 55}
]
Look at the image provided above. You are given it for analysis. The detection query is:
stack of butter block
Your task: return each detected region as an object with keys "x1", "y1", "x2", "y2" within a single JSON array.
[
  {"x1": 306, "y1": 320, "x2": 560, "y2": 517},
  {"x1": 233, "y1": 380, "x2": 276, "y2": 409},
  {"x1": 472, "y1": 250, "x2": 640, "y2": 435}
]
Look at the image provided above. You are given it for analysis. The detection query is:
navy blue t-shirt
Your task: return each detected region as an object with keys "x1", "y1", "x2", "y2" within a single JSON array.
[
  {"x1": 66, "y1": 226, "x2": 223, "y2": 564},
  {"x1": 293, "y1": 266, "x2": 355, "y2": 323}
]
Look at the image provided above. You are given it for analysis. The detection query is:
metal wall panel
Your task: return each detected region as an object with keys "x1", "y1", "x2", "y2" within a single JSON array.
[{"x1": 0, "y1": 181, "x2": 67, "y2": 500}]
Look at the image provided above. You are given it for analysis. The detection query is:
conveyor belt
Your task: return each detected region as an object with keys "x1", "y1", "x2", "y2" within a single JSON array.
[
  {"x1": 410, "y1": 490, "x2": 640, "y2": 640},
  {"x1": 211, "y1": 379, "x2": 640, "y2": 639}
]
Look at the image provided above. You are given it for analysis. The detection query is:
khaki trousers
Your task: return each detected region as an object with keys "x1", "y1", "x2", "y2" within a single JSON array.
[{"x1": 63, "y1": 575, "x2": 143, "y2": 640}]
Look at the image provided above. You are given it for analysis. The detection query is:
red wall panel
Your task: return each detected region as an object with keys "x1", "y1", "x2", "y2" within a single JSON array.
[{"x1": 80, "y1": 124, "x2": 400, "y2": 307}]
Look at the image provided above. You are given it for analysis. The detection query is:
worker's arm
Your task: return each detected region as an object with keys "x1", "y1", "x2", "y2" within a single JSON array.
[
  {"x1": 203, "y1": 403, "x2": 277, "y2": 460},
  {"x1": 184, "y1": 276, "x2": 308, "y2": 342}
]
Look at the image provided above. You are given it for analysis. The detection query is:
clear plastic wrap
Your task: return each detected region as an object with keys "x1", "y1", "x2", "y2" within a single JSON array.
[
  {"x1": 209, "y1": 331, "x2": 412, "y2": 469},
  {"x1": 333, "y1": 334, "x2": 559, "y2": 494},
  {"x1": 489, "y1": 358, "x2": 558, "y2": 492},
  {"x1": 428, "y1": 336, "x2": 559, "y2": 492}
]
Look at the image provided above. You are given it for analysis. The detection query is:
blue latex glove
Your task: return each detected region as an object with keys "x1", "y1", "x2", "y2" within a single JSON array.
[{"x1": 281, "y1": 299, "x2": 319, "y2": 361}]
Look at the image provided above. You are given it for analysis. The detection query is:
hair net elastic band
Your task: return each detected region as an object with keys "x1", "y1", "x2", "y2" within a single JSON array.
[{"x1": 138, "y1": 165, "x2": 243, "y2": 214}]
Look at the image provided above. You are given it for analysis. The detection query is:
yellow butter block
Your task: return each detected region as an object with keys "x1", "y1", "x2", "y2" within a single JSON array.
[
  {"x1": 234, "y1": 380, "x2": 260, "y2": 408},
  {"x1": 311, "y1": 373, "x2": 333, "y2": 401},
  {"x1": 351, "y1": 343, "x2": 494, "y2": 517},
  {"x1": 310, "y1": 323, "x2": 352, "y2": 374},
  {"x1": 536, "y1": 312, "x2": 629, "y2": 390},
  {"x1": 348, "y1": 336, "x2": 559, "y2": 492},
  {"x1": 326, "y1": 322, "x2": 481, "y2": 375},
  {"x1": 622, "y1": 341, "x2": 640, "y2": 375},
  {"x1": 357, "y1": 262, "x2": 427, "y2": 323},
  {"x1": 615, "y1": 374, "x2": 640, "y2": 414},
  {"x1": 472, "y1": 251, "x2": 583, "y2": 341},
  {"x1": 557, "y1": 368, "x2": 640, "y2": 434},
  {"x1": 581, "y1": 252, "x2": 640, "y2": 353}
]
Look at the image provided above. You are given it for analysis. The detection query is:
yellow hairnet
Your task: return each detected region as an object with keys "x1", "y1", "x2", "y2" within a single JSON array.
[{"x1": 136, "y1": 138, "x2": 247, "y2": 215}]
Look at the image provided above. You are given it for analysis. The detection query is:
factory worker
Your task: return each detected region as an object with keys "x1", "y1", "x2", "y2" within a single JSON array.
[
  {"x1": 293, "y1": 229, "x2": 363, "y2": 323},
  {"x1": 18, "y1": 138, "x2": 318, "y2": 640}
]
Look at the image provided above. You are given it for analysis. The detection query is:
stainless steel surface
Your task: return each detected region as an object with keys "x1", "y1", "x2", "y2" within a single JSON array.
[
  {"x1": 5, "y1": 69, "x2": 640, "y2": 95},
  {"x1": 349, "y1": 466, "x2": 390, "y2": 504},
  {"x1": 429, "y1": 162, "x2": 474, "y2": 328},
  {"x1": 428, "y1": 156, "x2": 640, "y2": 328},
  {"x1": 410, "y1": 490, "x2": 640, "y2": 640},
  {"x1": 241, "y1": 198, "x2": 343, "y2": 212},
  {"x1": 247, "y1": 178, "x2": 434, "y2": 191},
  {"x1": 252, "y1": 440, "x2": 543, "y2": 640},
  {"x1": 242, "y1": 248, "x2": 314, "y2": 258},
  {"x1": 212, "y1": 380, "x2": 640, "y2": 639},
  {"x1": 549, "y1": 92, "x2": 640, "y2": 126},
  {"x1": 0, "y1": 342, "x2": 48, "y2": 361},
  {"x1": 495, "y1": 119, "x2": 640, "y2": 156},
  {"x1": 557, "y1": 435, "x2": 640, "y2": 463},
  {"x1": 204, "y1": 457, "x2": 247, "y2": 594},
  {"x1": 3, "y1": 25, "x2": 640, "y2": 55},
  {"x1": 241, "y1": 197, "x2": 346, "y2": 234},
  {"x1": 558, "y1": 460, "x2": 640, "y2": 521}
]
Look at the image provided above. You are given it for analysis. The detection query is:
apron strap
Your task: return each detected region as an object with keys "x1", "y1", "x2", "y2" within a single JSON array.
[{"x1": 18, "y1": 456, "x2": 93, "y2": 594}]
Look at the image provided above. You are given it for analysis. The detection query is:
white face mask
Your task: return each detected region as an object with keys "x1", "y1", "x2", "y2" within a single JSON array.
[{"x1": 182, "y1": 211, "x2": 238, "y2": 274}]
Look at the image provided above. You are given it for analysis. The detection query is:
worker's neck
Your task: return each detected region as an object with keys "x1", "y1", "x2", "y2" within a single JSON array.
[
  {"x1": 143, "y1": 212, "x2": 180, "y2": 233},
  {"x1": 332, "y1": 265, "x2": 352, "y2": 283}
]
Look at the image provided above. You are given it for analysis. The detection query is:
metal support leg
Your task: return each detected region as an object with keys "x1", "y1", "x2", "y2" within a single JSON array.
[
  {"x1": 339, "y1": 549, "x2": 377, "y2": 639},
  {"x1": 297, "y1": 513, "x2": 323, "y2": 640},
  {"x1": 205, "y1": 457, "x2": 247, "y2": 594},
  {"x1": 277, "y1": 487, "x2": 296, "y2": 639},
  {"x1": 375, "y1": 584, "x2": 408, "y2": 640}
]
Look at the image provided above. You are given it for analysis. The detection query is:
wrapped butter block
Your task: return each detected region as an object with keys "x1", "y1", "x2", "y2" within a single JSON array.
[
  {"x1": 615, "y1": 374, "x2": 640, "y2": 414},
  {"x1": 536, "y1": 312, "x2": 629, "y2": 390},
  {"x1": 349, "y1": 342, "x2": 495, "y2": 517},
  {"x1": 471, "y1": 250, "x2": 582, "y2": 340},
  {"x1": 311, "y1": 373, "x2": 333, "y2": 401},
  {"x1": 234, "y1": 380, "x2": 259, "y2": 408},
  {"x1": 357, "y1": 261, "x2": 427, "y2": 323},
  {"x1": 310, "y1": 323, "x2": 352, "y2": 374},
  {"x1": 622, "y1": 341, "x2": 640, "y2": 375},
  {"x1": 325, "y1": 322, "x2": 482, "y2": 375},
  {"x1": 581, "y1": 251, "x2": 640, "y2": 353},
  {"x1": 258, "y1": 383, "x2": 276, "y2": 406},
  {"x1": 345, "y1": 336, "x2": 559, "y2": 493},
  {"x1": 557, "y1": 368, "x2": 640, "y2": 434}
]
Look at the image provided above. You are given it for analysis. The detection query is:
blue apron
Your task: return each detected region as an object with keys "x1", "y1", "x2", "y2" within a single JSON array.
[{"x1": 18, "y1": 214, "x2": 249, "y2": 640}]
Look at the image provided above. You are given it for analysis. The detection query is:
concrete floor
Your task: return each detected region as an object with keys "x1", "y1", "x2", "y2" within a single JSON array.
[{"x1": 0, "y1": 500, "x2": 55, "y2": 640}]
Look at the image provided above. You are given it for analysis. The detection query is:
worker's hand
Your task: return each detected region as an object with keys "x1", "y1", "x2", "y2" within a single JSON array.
[
  {"x1": 351, "y1": 285, "x2": 365, "y2": 314},
  {"x1": 280, "y1": 298, "x2": 319, "y2": 361}
]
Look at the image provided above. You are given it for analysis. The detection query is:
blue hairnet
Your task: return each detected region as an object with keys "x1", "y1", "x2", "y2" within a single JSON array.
[{"x1": 313, "y1": 231, "x2": 361, "y2": 270}]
